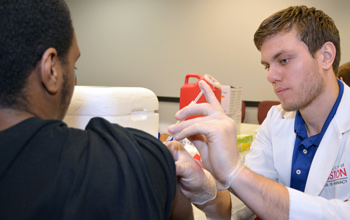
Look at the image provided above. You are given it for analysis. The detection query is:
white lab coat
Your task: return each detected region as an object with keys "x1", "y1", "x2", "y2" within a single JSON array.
[{"x1": 244, "y1": 81, "x2": 350, "y2": 219}]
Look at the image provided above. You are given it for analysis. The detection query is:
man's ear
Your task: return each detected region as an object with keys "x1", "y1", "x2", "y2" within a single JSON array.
[
  {"x1": 40, "y1": 48, "x2": 61, "y2": 95},
  {"x1": 319, "y1": 42, "x2": 336, "y2": 71}
]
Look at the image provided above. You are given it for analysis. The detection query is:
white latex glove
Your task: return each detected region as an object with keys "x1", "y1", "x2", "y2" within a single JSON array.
[
  {"x1": 167, "y1": 141, "x2": 217, "y2": 205},
  {"x1": 168, "y1": 80, "x2": 243, "y2": 190}
]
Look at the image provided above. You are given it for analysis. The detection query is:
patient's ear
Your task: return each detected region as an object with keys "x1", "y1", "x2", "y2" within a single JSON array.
[
  {"x1": 40, "y1": 48, "x2": 61, "y2": 95},
  {"x1": 319, "y1": 42, "x2": 336, "y2": 71}
]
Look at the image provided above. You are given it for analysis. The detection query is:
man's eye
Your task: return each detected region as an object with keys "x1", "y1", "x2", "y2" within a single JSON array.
[
  {"x1": 264, "y1": 65, "x2": 270, "y2": 71},
  {"x1": 281, "y1": 58, "x2": 289, "y2": 64}
]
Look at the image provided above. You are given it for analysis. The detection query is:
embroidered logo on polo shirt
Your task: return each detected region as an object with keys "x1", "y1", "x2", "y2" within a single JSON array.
[{"x1": 325, "y1": 163, "x2": 348, "y2": 187}]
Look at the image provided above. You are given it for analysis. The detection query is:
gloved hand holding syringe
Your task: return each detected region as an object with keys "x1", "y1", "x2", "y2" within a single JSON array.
[
  {"x1": 164, "y1": 76, "x2": 222, "y2": 205},
  {"x1": 164, "y1": 74, "x2": 221, "y2": 145},
  {"x1": 164, "y1": 89, "x2": 204, "y2": 145}
]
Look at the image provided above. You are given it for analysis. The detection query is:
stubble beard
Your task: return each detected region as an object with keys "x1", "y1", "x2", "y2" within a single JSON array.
[
  {"x1": 281, "y1": 70, "x2": 325, "y2": 112},
  {"x1": 57, "y1": 67, "x2": 73, "y2": 120}
]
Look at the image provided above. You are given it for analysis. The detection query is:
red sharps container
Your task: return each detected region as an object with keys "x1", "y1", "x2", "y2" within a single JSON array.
[{"x1": 179, "y1": 74, "x2": 221, "y2": 119}]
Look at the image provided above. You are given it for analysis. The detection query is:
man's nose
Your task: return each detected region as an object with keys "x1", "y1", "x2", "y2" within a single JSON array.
[{"x1": 267, "y1": 66, "x2": 281, "y2": 83}]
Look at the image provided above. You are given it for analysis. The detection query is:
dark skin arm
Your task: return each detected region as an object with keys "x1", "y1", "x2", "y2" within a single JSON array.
[{"x1": 169, "y1": 182, "x2": 194, "y2": 220}]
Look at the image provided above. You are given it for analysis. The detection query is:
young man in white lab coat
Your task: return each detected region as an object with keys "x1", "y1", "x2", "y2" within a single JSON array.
[{"x1": 167, "y1": 5, "x2": 350, "y2": 219}]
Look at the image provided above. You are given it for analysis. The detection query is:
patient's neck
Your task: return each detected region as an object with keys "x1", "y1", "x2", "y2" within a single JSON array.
[{"x1": 0, "y1": 108, "x2": 34, "y2": 132}]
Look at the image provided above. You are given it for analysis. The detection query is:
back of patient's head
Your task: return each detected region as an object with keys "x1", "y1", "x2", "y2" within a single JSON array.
[
  {"x1": 0, "y1": 0, "x2": 74, "y2": 110},
  {"x1": 338, "y1": 62, "x2": 350, "y2": 87},
  {"x1": 254, "y1": 5, "x2": 341, "y2": 74}
]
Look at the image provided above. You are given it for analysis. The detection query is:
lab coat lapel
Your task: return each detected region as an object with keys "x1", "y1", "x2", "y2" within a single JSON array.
[
  {"x1": 305, "y1": 82, "x2": 350, "y2": 195},
  {"x1": 273, "y1": 111, "x2": 295, "y2": 187},
  {"x1": 304, "y1": 123, "x2": 341, "y2": 195}
]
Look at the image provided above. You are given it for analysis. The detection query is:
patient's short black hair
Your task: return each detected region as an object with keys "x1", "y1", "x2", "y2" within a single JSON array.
[{"x1": 0, "y1": 0, "x2": 74, "y2": 109}]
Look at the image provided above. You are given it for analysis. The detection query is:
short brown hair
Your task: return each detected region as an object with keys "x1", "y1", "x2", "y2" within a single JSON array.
[
  {"x1": 338, "y1": 62, "x2": 350, "y2": 86},
  {"x1": 254, "y1": 5, "x2": 341, "y2": 74}
]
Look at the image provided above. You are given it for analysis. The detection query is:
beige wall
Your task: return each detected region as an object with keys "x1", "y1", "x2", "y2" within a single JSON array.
[{"x1": 66, "y1": 0, "x2": 350, "y2": 124}]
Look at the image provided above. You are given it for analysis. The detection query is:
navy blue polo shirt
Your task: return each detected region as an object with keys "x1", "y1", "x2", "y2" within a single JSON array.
[{"x1": 290, "y1": 80, "x2": 344, "y2": 192}]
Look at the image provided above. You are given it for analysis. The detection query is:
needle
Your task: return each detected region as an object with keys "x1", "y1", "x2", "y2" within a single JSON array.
[
  {"x1": 192, "y1": 90, "x2": 204, "y2": 104},
  {"x1": 164, "y1": 90, "x2": 204, "y2": 145}
]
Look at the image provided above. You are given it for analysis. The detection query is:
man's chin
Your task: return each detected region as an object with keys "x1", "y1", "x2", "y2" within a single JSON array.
[{"x1": 281, "y1": 102, "x2": 299, "y2": 112}]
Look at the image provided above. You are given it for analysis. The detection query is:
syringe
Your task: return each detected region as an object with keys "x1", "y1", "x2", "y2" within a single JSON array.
[{"x1": 164, "y1": 90, "x2": 204, "y2": 145}]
